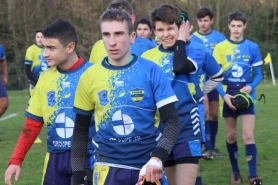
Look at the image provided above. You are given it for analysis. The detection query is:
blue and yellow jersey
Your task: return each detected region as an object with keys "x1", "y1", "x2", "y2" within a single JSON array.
[
  {"x1": 142, "y1": 45, "x2": 203, "y2": 143},
  {"x1": 25, "y1": 59, "x2": 93, "y2": 153},
  {"x1": 89, "y1": 37, "x2": 155, "y2": 63},
  {"x1": 191, "y1": 34, "x2": 203, "y2": 44},
  {"x1": 24, "y1": 44, "x2": 48, "y2": 81},
  {"x1": 0, "y1": 45, "x2": 5, "y2": 59},
  {"x1": 189, "y1": 41, "x2": 222, "y2": 100},
  {"x1": 73, "y1": 55, "x2": 177, "y2": 169},
  {"x1": 213, "y1": 38, "x2": 263, "y2": 86},
  {"x1": 193, "y1": 30, "x2": 226, "y2": 54}
]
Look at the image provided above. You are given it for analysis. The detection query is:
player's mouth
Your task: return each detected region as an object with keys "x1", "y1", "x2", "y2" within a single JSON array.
[{"x1": 109, "y1": 49, "x2": 119, "y2": 54}]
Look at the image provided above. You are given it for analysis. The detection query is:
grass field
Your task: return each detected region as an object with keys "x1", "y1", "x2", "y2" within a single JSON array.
[{"x1": 0, "y1": 82, "x2": 277, "y2": 184}]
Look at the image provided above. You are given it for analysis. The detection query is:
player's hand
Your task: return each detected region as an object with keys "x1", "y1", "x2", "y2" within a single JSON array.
[
  {"x1": 138, "y1": 157, "x2": 163, "y2": 183},
  {"x1": 2, "y1": 76, "x2": 8, "y2": 85},
  {"x1": 178, "y1": 21, "x2": 193, "y2": 42},
  {"x1": 223, "y1": 94, "x2": 236, "y2": 111},
  {"x1": 241, "y1": 86, "x2": 252, "y2": 94},
  {"x1": 5, "y1": 165, "x2": 21, "y2": 185}
]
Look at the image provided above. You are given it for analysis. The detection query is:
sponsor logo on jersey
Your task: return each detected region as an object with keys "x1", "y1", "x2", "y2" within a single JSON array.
[
  {"x1": 115, "y1": 81, "x2": 124, "y2": 87},
  {"x1": 243, "y1": 55, "x2": 250, "y2": 62},
  {"x1": 226, "y1": 54, "x2": 232, "y2": 62},
  {"x1": 130, "y1": 88, "x2": 144, "y2": 103},
  {"x1": 62, "y1": 82, "x2": 71, "y2": 88},
  {"x1": 98, "y1": 90, "x2": 109, "y2": 106},
  {"x1": 47, "y1": 90, "x2": 56, "y2": 107}
]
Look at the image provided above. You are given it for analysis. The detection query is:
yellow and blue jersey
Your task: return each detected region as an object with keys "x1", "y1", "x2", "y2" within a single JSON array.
[
  {"x1": 73, "y1": 55, "x2": 177, "y2": 169},
  {"x1": 189, "y1": 41, "x2": 222, "y2": 100},
  {"x1": 193, "y1": 30, "x2": 226, "y2": 55},
  {"x1": 89, "y1": 36, "x2": 155, "y2": 63},
  {"x1": 142, "y1": 45, "x2": 203, "y2": 143},
  {"x1": 0, "y1": 45, "x2": 5, "y2": 59},
  {"x1": 25, "y1": 44, "x2": 48, "y2": 81},
  {"x1": 25, "y1": 59, "x2": 94, "y2": 153},
  {"x1": 213, "y1": 38, "x2": 263, "y2": 86}
]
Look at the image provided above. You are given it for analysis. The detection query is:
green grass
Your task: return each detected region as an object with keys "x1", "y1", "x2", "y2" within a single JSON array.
[{"x1": 0, "y1": 82, "x2": 277, "y2": 184}]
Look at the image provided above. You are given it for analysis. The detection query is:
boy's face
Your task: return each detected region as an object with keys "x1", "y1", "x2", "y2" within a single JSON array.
[
  {"x1": 197, "y1": 15, "x2": 213, "y2": 33},
  {"x1": 42, "y1": 37, "x2": 71, "y2": 67},
  {"x1": 101, "y1": 20, "x2": 135, "y2": 62},
  {"x1": 228, "y1": 20, "x2": 246, "y2": 39},
  {"x1": 35, "y1": 32, "x2": 43, "y2": 46},
  {"x1": 154, "y1": 21, "x2": 179, "y2": 49},
  {"x1": 136, "y1": 23, "x2": 152, "y2": 39}
]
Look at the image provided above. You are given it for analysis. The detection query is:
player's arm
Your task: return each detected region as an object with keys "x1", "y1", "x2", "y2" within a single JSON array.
[
  {"x1": 173, "y1": 21, "x2": 196, "y2": 75},
  {"x1": 0, "y1": 57, "x2": 8, "y2": 85},
  {"x1": 5, "y1": 118, "x2": 43, "y2": 185},
  {"x1": 25, "y1": 64, "x2": 36, "y2": 86},
  {"x1": 139, "y1": 103, "x2": 180, "y2": 182},
  {"x1": 202, "y1": 53, "x2": 224, "y2": 95},
  {"x1": 153, "y1": 102, "x2": 180, "y2": 161},
  {"x1": 71, "y1": 113, "x2": 92, "y2": 185}
]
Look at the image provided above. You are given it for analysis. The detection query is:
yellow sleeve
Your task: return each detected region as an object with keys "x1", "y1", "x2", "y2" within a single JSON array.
[
  {"x1": 74, "y1": 71, "x2": 95, "y2": 113},
  {"x1": 26, "y1": 76, "x2": 43, "y2": 117},
  {"x1": 25, "y1": 46, "x2": 34, "y2": 62},
  {"x1": 213, "y1": 44, "x2": 223, "y2": 65},
  {"x1": 89, "y1": 40, "x2": 107, "y2": 63}
]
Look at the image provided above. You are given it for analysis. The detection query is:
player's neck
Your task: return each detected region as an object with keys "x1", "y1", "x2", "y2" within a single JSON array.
[
  {"x1": 230, "y1": 35, "x2": 244, "y2": 43},
  {"x1": 198, "y1": 28, "x2": 212, "y2": 35},
  {"x1": 107, "y1": 53, "x2": 132, "y2": 66},
  {"x1": 58, "y1": 54, "x2": 79, "y2": 70}
]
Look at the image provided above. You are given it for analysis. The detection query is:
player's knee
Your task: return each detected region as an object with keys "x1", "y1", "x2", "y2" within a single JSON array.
[
  {"x1": 209, "y1": 113, "x2": 218, "y2": 121},
  {"x1": 242, "y1": 133, "x2": 254, "y2": 144},
  {"x1": 227, "y1": 132, "x2": 237, "y2": 142}
]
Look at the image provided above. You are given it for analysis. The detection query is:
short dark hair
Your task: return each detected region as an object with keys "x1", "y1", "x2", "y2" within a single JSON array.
[
  {"x1": 100, "y1": 9, "x2": 133, "y2": 34},
  {"x1": 106, "y1": 0, "x2": 133, "y2": 15},
  {"x1": 135, "y1": 18, "x2": 152, "y2": 30},
  {"x1": 42, "y1": 18, "x2": 78, "y2": 49},
  {"x1": 228, "y1": 11, "x2": 246, "y2": 24},
  {"x1": 150, "y1": 4, "x2": 181, "y2": 29},
  {"x1": 35, "y1": 29, "x2": 43, "y2": 34},
  {"x1": 197, "y1": 7, "x2": 214, "y2": 19}
]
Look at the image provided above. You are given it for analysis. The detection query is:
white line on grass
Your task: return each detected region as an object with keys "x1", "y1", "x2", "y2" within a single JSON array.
[{"x1": 0, "y1": 113, "x2": 18, "y2": 121}]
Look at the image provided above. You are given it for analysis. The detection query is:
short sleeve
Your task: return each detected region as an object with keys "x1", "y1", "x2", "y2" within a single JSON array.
[
  {"x1": 151, "y1": 64, "x2": 178, "y2": 108},
  {"x1": 186, "y1": 45, "x2": 204, "y2": 74},
  {"x1": 0, "y1": 45, "x2": 5, "y2": 59},
  {"x1": 251, "y1": 45, "x2": 263, "y2": 67},
  {"x1": 213, "y1": 44, "x2": 223, "y2": 65},
  {"x1": 25, "y1": 47, "x2": 34, "y2": 65},
  {"x1": 73, "y1": 72, "x2": 95, "y2": 116},
  {"x1": 25, "y1": 77, "x2": 44, "y2": 122},
  {"x1": 203, "y1": 52, "x2": 222, "y2": 78}
]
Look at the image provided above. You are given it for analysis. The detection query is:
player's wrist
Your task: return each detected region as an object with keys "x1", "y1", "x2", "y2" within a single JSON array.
[
  {"x1": 8, "y1": 158, "x2": 23, "y2": 167},
  {"x1": 151, "y1": 147, "x2": 168, "y2": 164}
]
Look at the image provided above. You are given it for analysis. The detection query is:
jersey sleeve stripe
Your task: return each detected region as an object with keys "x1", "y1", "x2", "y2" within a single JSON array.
[
  {"x1": 24, "y1": 60, "x2": 32, "y2": 65},
  {"x1": 209, "y1": 68, "x2": 223, "y2": 78},
  {"x1": 73, "y1": 106, "x2": 94, "y2": 116},
  {"x1": 188, "y1": 57, "x2": 198, "y2": 74},
  {"x1": 156, "y1": 95, "x2": 178, "y2": 109},
  {"x1": 252, "y1": 61, "x2": 263, "y2": 66},
  {"x1": 24, "y1": 111, "x2": 44, "y2": 122}
]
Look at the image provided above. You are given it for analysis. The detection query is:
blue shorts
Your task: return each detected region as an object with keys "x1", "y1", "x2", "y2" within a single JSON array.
[
  {"x1": 0, "y1": 80, "x2": 7, "y2": 98},
  {"x1": 93, "y1": 165, "x2": 166, "y2": 185},
  {"x1": 223, "y1": 86, "x2": 255, "y2": 118},
  {"x1": 198, "y1": 103, "x2": 206, "y2": 143},
  {"x1": 207, "y1": 89, "x2": 219, "y2": 101},
  {"x1": 42, "y1": 151, "x2": 92, "y2": 185},
  {"x1": 165, "y1": 140, "x2": 202, "y2": 165}
]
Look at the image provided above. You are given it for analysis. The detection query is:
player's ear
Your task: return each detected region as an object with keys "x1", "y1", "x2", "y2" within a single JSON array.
[
  {"x1": 131, "y1": 14, "x2": 136, "y2": 24},
  {"x1": 67, "y1": 42, "x2": 76, "y2": 53},
  {"x1": 130, "y1": 31, "x2": 136, "y2": 44}
]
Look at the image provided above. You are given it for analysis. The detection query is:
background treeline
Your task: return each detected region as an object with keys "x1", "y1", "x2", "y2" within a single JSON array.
[{"x1": 1, "y1": 0, "x2": 277, "y2": 90}]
